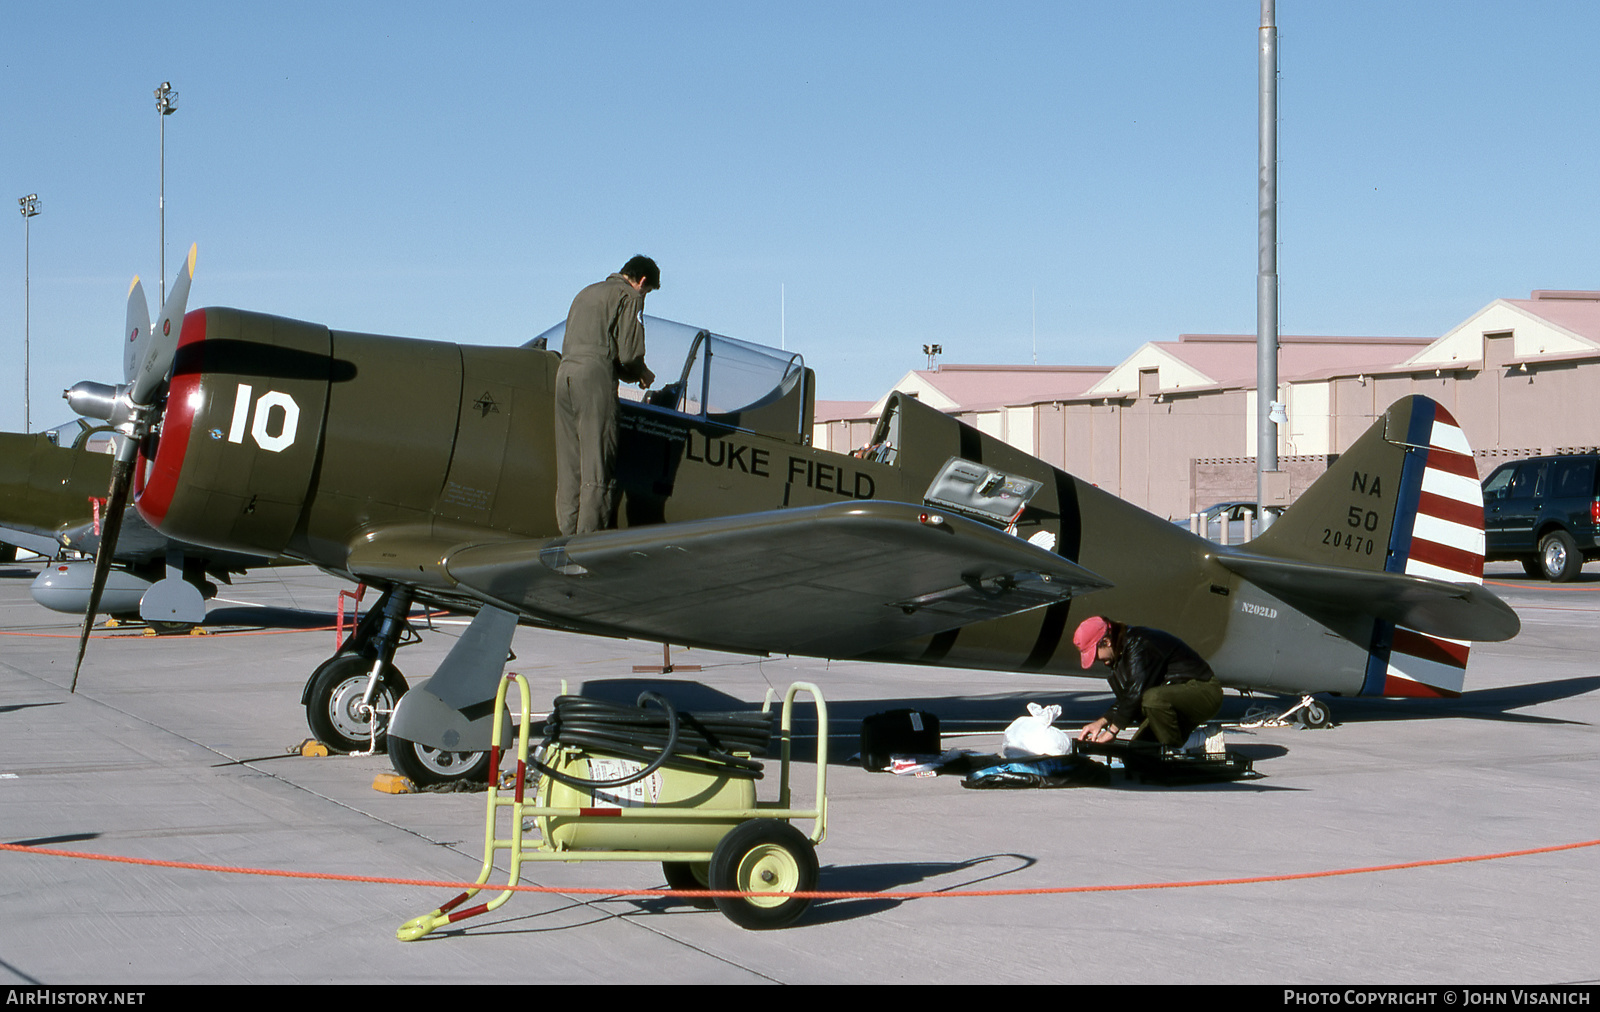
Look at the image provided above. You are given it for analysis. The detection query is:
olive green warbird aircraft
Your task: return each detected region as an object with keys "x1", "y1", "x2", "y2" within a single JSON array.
[
  {"x1": 0, "y1": 416, "x2": 265, "y2": 629},
  {"x1": 65, "y1": 248, "x2": 1519, "y2": 784}
]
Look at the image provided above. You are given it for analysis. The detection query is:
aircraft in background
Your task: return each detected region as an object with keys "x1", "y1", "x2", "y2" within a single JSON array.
[
  {"x1": 66, "y1": 247, "x2": 1519, "y2": 784},
  {"x1": 0, "y1": 416, "x2": 265, "y2": 631}
]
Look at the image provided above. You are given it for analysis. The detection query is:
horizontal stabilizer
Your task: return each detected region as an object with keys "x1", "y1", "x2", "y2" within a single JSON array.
[{"x1": 1216, "y1": 553, "x2": 1520, "y2": 643}]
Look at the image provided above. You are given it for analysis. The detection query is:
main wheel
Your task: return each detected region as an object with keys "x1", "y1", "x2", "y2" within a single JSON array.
[
  {"x1": 708, "y1": 820, "x2": 817, "y2": 930},
  {"x1": 388, "y1": 735, "x2": 491, "y2": 786},
  {"x1": 306, "y1": 655, "x2": 407, "y2": 754},
  {"x1": 1539, "y1": 530, "x2": 1583, "y2": 582},
  {"x1": 663, "y1": 861, "x2": 717, "y2": 909}
]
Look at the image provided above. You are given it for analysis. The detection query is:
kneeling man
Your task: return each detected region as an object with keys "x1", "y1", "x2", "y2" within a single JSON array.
[{"x1": 1071, "y1": 616, "x2": 1223, "y2": 746}]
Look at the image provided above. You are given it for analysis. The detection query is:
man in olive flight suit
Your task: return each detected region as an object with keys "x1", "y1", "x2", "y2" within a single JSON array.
[{"x1": 555, "y1": 255, "x2": 659, "y2": 535}]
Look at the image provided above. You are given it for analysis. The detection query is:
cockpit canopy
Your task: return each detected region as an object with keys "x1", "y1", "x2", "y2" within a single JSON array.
[{"x1": 526, "y1": 315, "x2": 814, "y2": 445}]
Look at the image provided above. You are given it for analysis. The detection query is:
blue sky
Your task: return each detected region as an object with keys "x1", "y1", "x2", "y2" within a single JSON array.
[{"x1": 3, "y1": 1, "x2": 1596, "y2": 432}]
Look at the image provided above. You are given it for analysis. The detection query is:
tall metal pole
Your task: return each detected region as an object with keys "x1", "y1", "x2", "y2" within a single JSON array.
[
  {"x1": 19, "y1": 194, "x2": 40, "y2": 434},
  {"x1": 155, "y1": 82, "x2": 177, "y2": 303},
  {"x1": 1256, "y1": 0, "x2": 1280, "y2": 528}
]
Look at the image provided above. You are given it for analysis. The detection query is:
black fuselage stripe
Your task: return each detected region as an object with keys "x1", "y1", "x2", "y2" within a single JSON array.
[
  {"x1": 1021, "y1": 602, "x2": 1071, "y2": 671},
  {"x1": 1019, "y1": 467, "x2": 1082, "y2": 670},
  {"x1": 925, "y1": 423, "x2": 985, "y2": 663},
  {"x1": 919, "y1": 628, "x2": 960, "y2": 664}
]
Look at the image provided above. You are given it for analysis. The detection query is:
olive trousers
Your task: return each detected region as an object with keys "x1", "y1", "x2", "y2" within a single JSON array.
[{"x1": 1134, "y1": 677, "x2": 1224, "y2": 746}]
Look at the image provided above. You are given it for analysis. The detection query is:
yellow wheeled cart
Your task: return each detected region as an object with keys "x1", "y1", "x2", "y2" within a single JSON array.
[{"x1": 398, "y1": 675, "x2": 829, "y2": 937}]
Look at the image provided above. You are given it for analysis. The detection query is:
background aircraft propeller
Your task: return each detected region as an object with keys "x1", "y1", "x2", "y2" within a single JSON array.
[{"x1": 65, "y1": 244, "x2": 197, "y2": 691}]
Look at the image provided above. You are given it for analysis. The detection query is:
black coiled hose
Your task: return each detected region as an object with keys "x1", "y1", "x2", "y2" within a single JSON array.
[{"x1": 531, "y1": 692, "x2": 776, "y2": 789}]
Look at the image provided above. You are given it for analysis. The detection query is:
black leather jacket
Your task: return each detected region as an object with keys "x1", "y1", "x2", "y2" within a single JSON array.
[{"x1": 1102, "y1": 626, "x2": 1215, "y2": 729}]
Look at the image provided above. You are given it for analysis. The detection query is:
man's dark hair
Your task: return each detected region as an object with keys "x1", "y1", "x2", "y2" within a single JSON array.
[{"x1": 621, "y1": 255, "x2": 661, "y2": 291}]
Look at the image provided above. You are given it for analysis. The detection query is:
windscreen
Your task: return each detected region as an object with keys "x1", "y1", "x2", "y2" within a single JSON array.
[{"x1": 525, "y1": 314, "x2": 804, "y2": 420}]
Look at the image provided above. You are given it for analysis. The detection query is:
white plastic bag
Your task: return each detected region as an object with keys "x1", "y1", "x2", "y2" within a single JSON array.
[{"x1": 1001, "y1": 702, "x2": 1072, "y2": 757}]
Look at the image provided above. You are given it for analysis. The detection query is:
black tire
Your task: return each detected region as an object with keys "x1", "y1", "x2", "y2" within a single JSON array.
[
  {"x1": 148, "y1": 620, "x2": 194, "y2": 635},
  {"x1": 1539, "y1": 530, "x2": 1582, "y2": 582},
  {"x1": 663, "y1": 861, "x2": 717, "y2": 909},
  {"x1": 0, "y1": 543, "x2": 16, "y2": 563},
  {"x1": 1298, "y1": 700, "x2": 1333, "y2": 729},
  {"x1": 388, "y1": 735, "x2": 491, "y2": 786},
  {"x1": 1521, "y1": 558, "x2": 1543, "y2": 579},
  {"x1": 305, "y1": 655, "x2": 407, "y2": 754},
  {"x1": 708, "y1": 820, "x2": 817, "y2": 930}
]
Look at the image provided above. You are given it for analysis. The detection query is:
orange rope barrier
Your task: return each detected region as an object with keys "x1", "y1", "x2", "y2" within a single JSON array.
[
  {"x1": 4, "y1": 837, "x2": 1596, "y2": 901},
  {"x1": 1485, "y1": 579, "x2": 1600, "y2": 592},
  {"x1": 0, "y1": 610, "x2": 450, "y2": 640}
]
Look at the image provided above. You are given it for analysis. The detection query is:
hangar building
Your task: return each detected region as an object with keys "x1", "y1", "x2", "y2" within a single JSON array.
[{"x1": 814, "y1": 289, "x2": 1600, "y2": 520}]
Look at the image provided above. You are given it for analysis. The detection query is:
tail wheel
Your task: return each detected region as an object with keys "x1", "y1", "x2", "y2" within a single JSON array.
[
  {"x1": 708, "y1": 819, "x2": 817, "y2": 930},
  {"x1": 306, "y1": 655, "x2": 407, "y2": 754},
  {"x1": 1539, "y1": 531, "x2": 1582, "y2": 582},
  {"x1": 388, "y1": 735, "x2": 491, "y2": 786},
  {"x1": 1298, "y1": 699, "x2": 1333, "y2": 729}
]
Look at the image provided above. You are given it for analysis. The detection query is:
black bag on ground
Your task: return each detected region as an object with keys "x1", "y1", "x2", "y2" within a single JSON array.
[{"x1": 859, "y1": 708, "x2": 940, "y2": 771}]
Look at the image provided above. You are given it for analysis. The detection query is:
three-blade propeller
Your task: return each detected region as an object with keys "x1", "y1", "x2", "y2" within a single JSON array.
[{"x1": 66, "y1": 244, "x2": 197, "y2": 691}]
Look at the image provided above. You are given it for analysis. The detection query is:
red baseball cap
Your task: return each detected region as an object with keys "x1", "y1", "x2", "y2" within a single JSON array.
[{"x1": 1073, "y1": 616, "x2": 1110, "y2": 669}]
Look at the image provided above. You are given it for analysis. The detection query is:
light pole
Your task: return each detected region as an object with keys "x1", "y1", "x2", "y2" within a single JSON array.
[
  {"x1": 154, "y1": 81, "x2": 178, "y2": 302},
  {"x1": 19, "y1": 193, "x2": 40, "y2": 433}
]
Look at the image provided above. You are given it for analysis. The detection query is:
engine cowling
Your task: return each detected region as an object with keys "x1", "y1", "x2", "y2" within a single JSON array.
[{"x1": 136, "y1": 308, "x2": 332, "y2": 558}]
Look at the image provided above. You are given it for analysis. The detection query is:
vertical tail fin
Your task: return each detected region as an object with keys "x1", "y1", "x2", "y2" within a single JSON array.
[{"x1": 1249, "y1": 396, "x2": 1492, "y2": 697}]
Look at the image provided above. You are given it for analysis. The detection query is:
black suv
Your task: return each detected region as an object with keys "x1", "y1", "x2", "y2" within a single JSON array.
[{"x1": 1482, "y1": 453, "x2": 1600, "y2": 581}]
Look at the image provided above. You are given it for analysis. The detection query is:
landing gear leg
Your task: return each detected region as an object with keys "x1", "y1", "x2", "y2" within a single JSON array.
[
  {"x1": 302, "y1": 586, "x2": 414, "y2": 754},
  {"x1": 1287, "y1": 695, "x2": 1333, "y2": 729},
  {"x1": 1239, "y1": 693, "x2": 1334, "y2": 729},
  {"x1": 387, "y1": 604, "x2": 518, "y2": 786}
]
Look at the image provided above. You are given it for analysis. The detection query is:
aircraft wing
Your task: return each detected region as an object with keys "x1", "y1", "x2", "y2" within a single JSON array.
[
  {"x1": 1215, "y1": 552, "x2": 1520, "y2": 642},
  {"x1": 426, "y1": 501, "x2": 1112, "y2": 658}
]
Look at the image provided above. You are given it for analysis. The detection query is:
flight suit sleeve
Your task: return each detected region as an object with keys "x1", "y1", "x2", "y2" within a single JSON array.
[{"x1": 613, "y1": 291, "x2": 650, "y2": 383}]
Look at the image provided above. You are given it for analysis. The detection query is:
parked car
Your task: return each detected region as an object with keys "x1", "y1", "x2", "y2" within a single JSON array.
[
  {"x1": 1176, "y1": 502, "x2": 1285, "y2": 543},
  {"x1": 1482, "y1": 453, "x2": 1600, "y2": 582}
]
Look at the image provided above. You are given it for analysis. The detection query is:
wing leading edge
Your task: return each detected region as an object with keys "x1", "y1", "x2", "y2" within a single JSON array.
[{"x1": 433, "y1": 501, "x2": 1112, "y2": 658}]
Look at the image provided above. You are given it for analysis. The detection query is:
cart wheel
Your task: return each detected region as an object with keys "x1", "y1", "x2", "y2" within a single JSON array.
[
  {"x1": 708, "y1": 820, "x2": 817, "y2": 930},
  {"x1": 662, "y1": 861, "x2": 717, "y2": 909}
]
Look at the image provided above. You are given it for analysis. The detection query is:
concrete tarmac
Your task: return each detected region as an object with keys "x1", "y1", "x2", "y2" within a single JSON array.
[{"x1": 1, "y1": 559, "x2": 1596, "y2": 985}]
